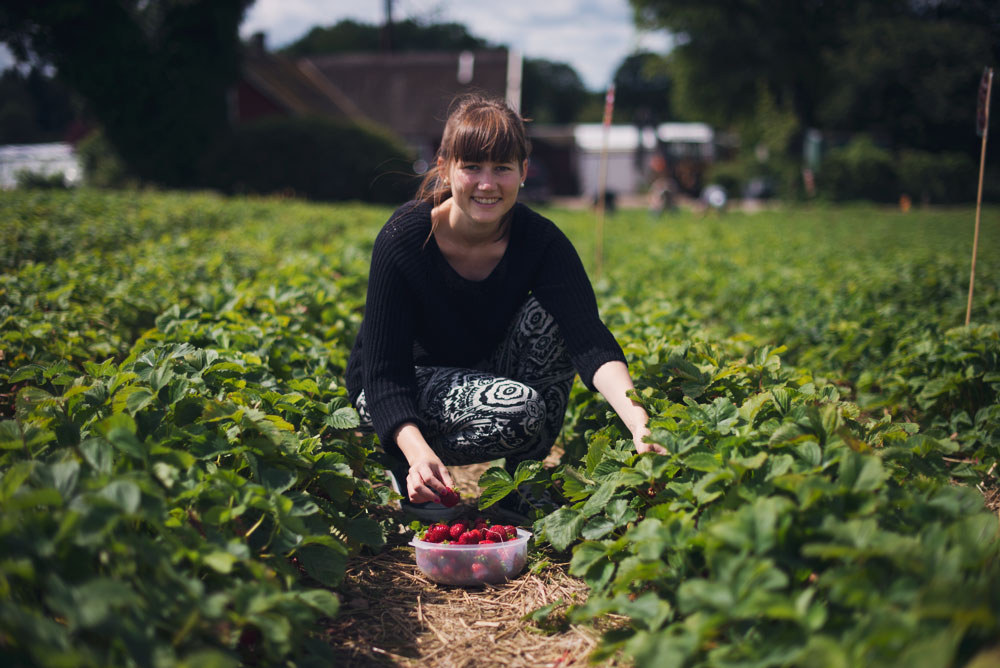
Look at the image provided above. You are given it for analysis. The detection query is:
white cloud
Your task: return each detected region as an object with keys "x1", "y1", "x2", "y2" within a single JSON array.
[{"x1": 239, "y1": 0, "x2": 674, "y2": 90}]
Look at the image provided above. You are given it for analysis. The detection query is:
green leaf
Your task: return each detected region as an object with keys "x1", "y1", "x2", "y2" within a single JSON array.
[
  {"x1": 325, "y1": 406, "x2": 360, "y2": 430},
  {"x1": 538, "y1": 507, "x2": 585, "y2": 552},
  {"x1": 297, "y1": 543, "x2": 348, "y2": 588},
  {"x1": 296, "y1": 589, "x2": 340, "y2": 617},
  {"x1": 477, "y1": 466, "x2": 516, "y2": 509},
  {"x1": 98, "y1": 480, "x2": 141, "y2": 513},
  {"x1": 581, "y1": 515, "x2": 618, "y2": 540},
  {"x1": 97, "y1": 413, "x2": 146, "y2": 460},
  {"x1": 569, "y1": 541, "x2": 612, "y2": 577},
  {"x1": 203, "y1": 551, "x2": 237, "y2": 574},
  {"x1": 80, "y1": 437, "x2": 114, "y2": 475},
  {"x1": 512, "y1": 460, "x2": 544, "y2": 486},
  {"x1": 852, "y1": 456, "x2": 886, "y2": 492},
  {"x1": 581, "y1": 479, "x2": 619, "y2": 518}
]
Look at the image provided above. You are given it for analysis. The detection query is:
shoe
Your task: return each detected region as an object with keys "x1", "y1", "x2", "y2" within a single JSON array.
[{"x1": 385, "y1": 466, "x2": 461, "y2": 523}]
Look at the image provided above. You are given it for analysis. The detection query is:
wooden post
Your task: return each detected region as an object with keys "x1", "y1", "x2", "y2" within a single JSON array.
[
  {"x1": 595, "y1": 84, "x2": 615, "y2": 278},
  {"x1": 967, "y1": 67, "x2": 993, "y2": 326}
]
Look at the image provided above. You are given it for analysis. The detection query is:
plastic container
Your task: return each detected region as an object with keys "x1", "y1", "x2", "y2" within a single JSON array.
[{"x1": 409, "y1": 529, "x2": 532, "y2": 586}]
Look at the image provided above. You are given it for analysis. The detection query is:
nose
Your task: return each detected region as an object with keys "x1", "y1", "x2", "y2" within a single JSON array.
[{"x1": 478, "y1": 169, "x2": 496, "y2": 189}]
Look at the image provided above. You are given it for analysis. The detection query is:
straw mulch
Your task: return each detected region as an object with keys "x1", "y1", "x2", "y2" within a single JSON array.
[{"x1": 323, "y1": 463, "x2": 628, "y2": 667}]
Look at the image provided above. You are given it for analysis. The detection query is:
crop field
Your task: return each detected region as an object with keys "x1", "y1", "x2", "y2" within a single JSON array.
[{"x1": 2, "y1": 189, "x2": 999, "y2": 667}]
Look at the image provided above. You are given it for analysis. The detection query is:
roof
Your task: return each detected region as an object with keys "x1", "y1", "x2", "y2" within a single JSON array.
[
  {"x1": 299, "y1": 50, "x2": 511, "y2": 141},
  {"x1": 241, "y1": 46, "x2": 357, "y2": 119}
]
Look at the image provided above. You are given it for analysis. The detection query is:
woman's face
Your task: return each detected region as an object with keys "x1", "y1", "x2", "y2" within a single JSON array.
[{"x1": 443, "y1": 157, "x2": 527, "y2": 230}]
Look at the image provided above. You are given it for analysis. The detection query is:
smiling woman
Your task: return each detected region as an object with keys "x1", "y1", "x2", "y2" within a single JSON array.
[{"x1": 344, "y1": 94, "x2": 662, "y2": 525}]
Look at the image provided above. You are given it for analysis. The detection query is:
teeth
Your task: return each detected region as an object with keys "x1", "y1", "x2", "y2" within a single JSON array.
[{"x1": 474, "y1": 197, "x2": 500, "y2": 204}]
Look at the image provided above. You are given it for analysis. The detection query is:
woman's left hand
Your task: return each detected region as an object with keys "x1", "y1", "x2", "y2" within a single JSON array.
[{"x1": 633, "y1": 423, "x2": 666, "y2": 455}]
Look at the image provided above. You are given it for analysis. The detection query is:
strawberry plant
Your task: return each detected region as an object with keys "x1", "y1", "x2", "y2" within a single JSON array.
[{"x1": 3, "y1": 190, "x2": 999, "y2": 666}]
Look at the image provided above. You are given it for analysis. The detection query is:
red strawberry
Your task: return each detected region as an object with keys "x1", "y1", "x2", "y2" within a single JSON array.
[
  {"x1": 479, "y1": 539, "x2": 497, "y2": 544},
  {"x1": 458, "y1": 529, "x2": 482, "y2": 545},
  {"x1": 484, "y1": 528, "x2": 506, "y2": 542},
  {"x1": 448, "y1": 521, "x2": 468, "y2": 541},
  {"x1": 471, "y1": 562, "x2": 489, "y2": 580},
  {"x1": 438, "y1": 487, "x2": 460, "y2": 508},
  {"x1": 502, "y1": 525, "x2": 518, "y2": 539},
  {"x1": 423, "y1": 524, "x2": 450, "y2": 543},
  {"x1": 474, "y1": 518, "x2": 489, "y2": 531}
]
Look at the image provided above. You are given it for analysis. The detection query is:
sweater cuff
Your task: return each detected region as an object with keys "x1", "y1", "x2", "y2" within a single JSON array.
[{"x1": 575, "y1": 346, "x2": 628, "y2": 391}]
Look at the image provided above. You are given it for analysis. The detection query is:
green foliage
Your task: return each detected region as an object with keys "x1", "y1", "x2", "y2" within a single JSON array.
[
  {"x1": 3, "y1": 191, "x2": 1000, "y2": 666},
  {"x1": 281, "y1": 18, "x2": 492, "y2": 58},
  {"x1": 632, "y1": 0, "x2": 999, "y2": 161},
  {"x1": 0, "y1": 190, "x2": 397, "y2": 666},
  {"x1": 76, "y1": 128, "x2": 136, "y2": 189},
  {"x1": 897, "y1": 149, "x2": 977, "y2": 205},
  {"x1": 819, "y1": 136, "x2": 898, "y2": 202},
  {"x1": 0, "y1": 1, "x2": 253, "y2": 187},
  {"x1": 200, "y1": 116, "x2": 416, "y2": 204}
]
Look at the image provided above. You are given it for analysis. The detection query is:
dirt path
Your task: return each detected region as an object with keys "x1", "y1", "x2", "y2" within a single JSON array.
[{"x1": 325, "y1": 463, "x2": 627, "y2": 667}]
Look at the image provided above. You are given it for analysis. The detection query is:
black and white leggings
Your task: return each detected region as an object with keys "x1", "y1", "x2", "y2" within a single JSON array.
[{"x1": 355, "y1": 296, "x2": 575, "y2": 468}]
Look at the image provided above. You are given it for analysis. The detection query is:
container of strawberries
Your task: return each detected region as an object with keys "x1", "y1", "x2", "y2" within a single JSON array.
[{"x1": 409, "y1": 518, "x2": 530, "y2": 586}]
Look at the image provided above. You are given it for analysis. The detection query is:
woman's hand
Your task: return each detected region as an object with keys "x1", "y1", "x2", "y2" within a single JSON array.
[
  {"x1": 592, "y1": 361, "x2": 667, "y2": 455},
  {"x1": 406, "y1": 454, "x2": 455, "y2": 504},
  {"x1": 632, "y1": 422, "x2": 666, "y2": 455},
  {"x1": 393, "y1": 422, "x2": 455, "y2": 503}
]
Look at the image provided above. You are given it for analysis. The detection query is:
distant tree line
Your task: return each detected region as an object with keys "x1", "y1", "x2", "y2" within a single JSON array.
[{"x1": 631, "y1": 0, "x2": 999, "y2": 159}]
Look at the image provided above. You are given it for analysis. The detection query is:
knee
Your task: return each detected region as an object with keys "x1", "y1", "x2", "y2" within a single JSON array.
[{"x1": 477, "y1": 380, "x2": 546, "y2": 443}]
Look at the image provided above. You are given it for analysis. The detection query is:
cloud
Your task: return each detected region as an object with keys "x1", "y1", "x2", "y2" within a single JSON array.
[{"x1": 240, "y1": 0, "x2": 673, "y2": 90}]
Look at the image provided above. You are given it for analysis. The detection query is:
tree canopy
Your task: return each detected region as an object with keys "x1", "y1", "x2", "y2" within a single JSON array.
[
  {"x1": 0, "y1": 0, "x2": 252, "y2": 187},
  {"x1": 631, "y1": 0, "x2": 999, "y2": 156},
  {"x1": 281, "y1": 18, "x2": 491, "y2": 57}
]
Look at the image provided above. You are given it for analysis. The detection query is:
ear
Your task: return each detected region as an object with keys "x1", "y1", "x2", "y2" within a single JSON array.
[{"x1": 521, "y1": 159, "x2": 529, "y2": 175}]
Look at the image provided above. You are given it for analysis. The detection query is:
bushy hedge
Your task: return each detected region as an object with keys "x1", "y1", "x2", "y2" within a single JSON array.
[
  {"x1": 201, "y1": 116, "x2": 417, "y2": 204},
  {"x1": 818, "y1": 136, "x2": 978, "y2": 204}
]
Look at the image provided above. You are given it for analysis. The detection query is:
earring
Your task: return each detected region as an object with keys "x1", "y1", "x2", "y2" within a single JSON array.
[
  {"x1": 520, "y1": 182, "x2": 525, "y2": 188},
  {"x1": 443, "y1": 179, "x2": 450, "y2": 186}
]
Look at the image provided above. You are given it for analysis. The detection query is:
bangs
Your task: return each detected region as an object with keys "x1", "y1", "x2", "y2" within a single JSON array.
[{"x1": 446, "y1": 107, "x2": 528, "y2": 165}]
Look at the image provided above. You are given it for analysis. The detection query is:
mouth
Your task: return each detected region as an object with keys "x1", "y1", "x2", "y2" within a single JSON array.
[{"x1": 472, "y1": 196, "x2": 501, "y2": 205}]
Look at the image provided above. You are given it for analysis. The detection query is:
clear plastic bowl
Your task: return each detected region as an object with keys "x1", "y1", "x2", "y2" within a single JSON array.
[{"x1": 409, "y1": 529, "x2": 532, "y2": 586}]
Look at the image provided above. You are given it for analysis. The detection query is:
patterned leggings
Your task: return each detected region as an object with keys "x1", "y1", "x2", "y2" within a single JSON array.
[{"x1": 355, "y1": 296, "x2": 575, "y2": 468}]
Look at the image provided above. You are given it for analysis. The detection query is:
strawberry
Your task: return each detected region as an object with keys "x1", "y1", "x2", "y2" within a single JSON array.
[
  {"x1": 423, "y1": 524, "x2": 450, "y2": 543},
  {"x1": 457, "y1": 529, "x2": 482, "y2": 544},
  {"x1": 471, "y1": 562, "x2": 489, "y2": 580},
  {"x1": 473, "y1": 518, "x2": 489, "y2": 531},
  {"x1": 438, "y1": 487, "x2": 460, "y2": 508},
  {"x1": 484, "y1": 527, "x2": 506, "y2": 542},
  {"x1": 503, "y1": 525, "x2": 518, "y2": 539},
  {"x1": 448, "y1": 521, "x2": 468, "y2": 541},
  {"x1": 479, "y1": 539, "x2": 497, "y2": 544}
]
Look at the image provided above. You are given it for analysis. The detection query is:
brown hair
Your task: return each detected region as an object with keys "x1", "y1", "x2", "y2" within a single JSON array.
[{"x1": 416, "y1": 94, "x2": 531, "y2": 213}]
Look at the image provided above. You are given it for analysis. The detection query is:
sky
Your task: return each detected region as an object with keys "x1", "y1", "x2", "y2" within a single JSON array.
[{"x1": 240, "y1": 0, "x2": 674, "y2": 91}]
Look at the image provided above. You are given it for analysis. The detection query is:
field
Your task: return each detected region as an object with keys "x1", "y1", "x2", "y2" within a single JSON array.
[{"x1": 2, "y1": 189, "x2": 999, "y2": 667}]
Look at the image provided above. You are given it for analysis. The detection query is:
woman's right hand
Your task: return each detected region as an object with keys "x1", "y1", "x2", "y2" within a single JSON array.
[
  {"x1": 406, "y1": 454, "x2": 455, "y2": 504},
  {"x1": 393, "y1": 422, "x2": 455, "y2": 503}
]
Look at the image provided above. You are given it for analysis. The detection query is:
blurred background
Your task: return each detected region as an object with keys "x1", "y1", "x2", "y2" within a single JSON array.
[{"x1": 0, "y1": 0, "x2": 997, "y2": 207}]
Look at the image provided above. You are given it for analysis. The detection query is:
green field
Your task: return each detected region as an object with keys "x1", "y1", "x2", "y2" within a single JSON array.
[{"x1": 2, "y1": 190, "x2": 999, "y2": 667}]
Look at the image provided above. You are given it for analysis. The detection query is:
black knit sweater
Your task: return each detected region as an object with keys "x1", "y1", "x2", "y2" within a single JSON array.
[{"x1": 345, "y1": 200, "x2": 626, "y2": 455}]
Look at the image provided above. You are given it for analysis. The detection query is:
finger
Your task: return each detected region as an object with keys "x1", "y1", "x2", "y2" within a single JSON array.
[{"x1": 407, "y1": 472, "x2": 441, "y2": 504}]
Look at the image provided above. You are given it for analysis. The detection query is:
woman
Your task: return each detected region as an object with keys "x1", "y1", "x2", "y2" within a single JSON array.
[{"x1": 346, "y1": 94, "x2": 664, "y2": 520}]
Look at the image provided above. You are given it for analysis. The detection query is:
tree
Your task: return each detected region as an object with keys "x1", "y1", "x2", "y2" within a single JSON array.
[
  {"x1": 521, "y1": 59, "x2": 589, "y2": 124},
  {"x1": 0, "y1": 0, "x2": 253, "y2": 187},
  {"x1": 611, "y1": 51, "x2": 672, "y2": 125},
  {"x1": 281, "y1": 18, "x2": 491, "y2": 57},
  {"x1": 0, "y1": 66, "x2": 77, "y2": 144},
  {"x1": 631, "y1": 0, "x2": 998, "y2": 157}
]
